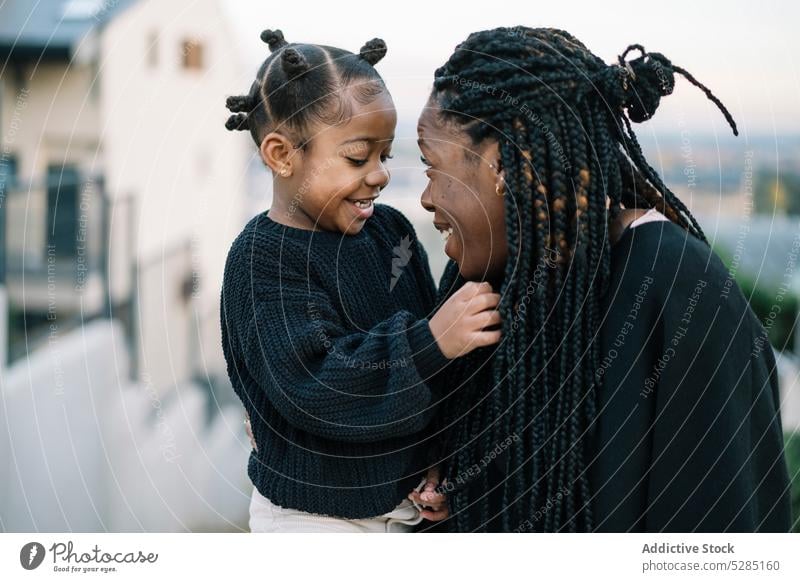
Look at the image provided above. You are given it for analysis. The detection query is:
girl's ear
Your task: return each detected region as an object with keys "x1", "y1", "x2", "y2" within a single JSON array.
[{"x1": 260, "y1": 132, "x2": 298, "y2": 178}]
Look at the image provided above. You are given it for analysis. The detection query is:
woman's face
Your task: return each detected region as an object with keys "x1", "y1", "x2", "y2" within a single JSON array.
[{"x1": 417, "y1": 101, "x2": 508, "y2": 281}]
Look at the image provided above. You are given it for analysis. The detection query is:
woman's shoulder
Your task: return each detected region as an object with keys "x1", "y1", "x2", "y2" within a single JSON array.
[
  {"x1": 614, "y1": 219, "x2": 724, "y2": 284},
  {"x1": 612, "y1": 219, "x2": 753, "y2": 321}
]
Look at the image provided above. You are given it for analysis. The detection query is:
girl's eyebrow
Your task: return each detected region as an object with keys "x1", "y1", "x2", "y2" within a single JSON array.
[{"x1": 339, "y1": 135, "x2": 395, "y2": 145}]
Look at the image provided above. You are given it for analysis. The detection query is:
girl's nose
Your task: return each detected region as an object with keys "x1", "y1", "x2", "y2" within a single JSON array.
[{"x1": 365, "y1": 165, "x2": 390, "y2": 189}]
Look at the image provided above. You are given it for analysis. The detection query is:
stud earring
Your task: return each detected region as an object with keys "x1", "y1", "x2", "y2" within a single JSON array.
[{"x1": 280, "y1": 167, "x2": 290, "y2": 177}]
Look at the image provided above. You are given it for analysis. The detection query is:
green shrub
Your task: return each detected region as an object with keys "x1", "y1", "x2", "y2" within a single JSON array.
[
  {"x1": 785, "y1": 432, "x2": 800, "y2": 532},
  {"x1": 713, "y1": 245, "x2": 798, "y2": 352}
]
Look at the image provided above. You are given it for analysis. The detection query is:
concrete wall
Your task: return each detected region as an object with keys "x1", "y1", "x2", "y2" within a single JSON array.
[{"x1": 0, "y1": 319, "x2": 252, "y2": 532}]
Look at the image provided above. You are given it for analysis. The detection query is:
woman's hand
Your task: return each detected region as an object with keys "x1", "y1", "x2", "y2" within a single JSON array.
[
  {"x1": 408, "y1": 466, "x2": 449, "y2": 521},
  {"x1": 244, "y1": 411, "x2": 258, "y2": 452}
]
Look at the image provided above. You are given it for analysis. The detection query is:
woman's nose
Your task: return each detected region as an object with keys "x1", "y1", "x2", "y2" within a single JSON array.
[{"x1": 420, "y1": 185, "x2": 435, "y2": 212}]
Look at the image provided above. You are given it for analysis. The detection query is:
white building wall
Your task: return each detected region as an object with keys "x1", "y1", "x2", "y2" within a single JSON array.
[
  {"x1": 0, "y1": 61, "x2": 101, "y2": 182},
  {"x1": 99, "y1": 0, "x2": 249, "y2": 390},
  {"x1": 1, "y1": 60, "x2": 104, "y2": 307}
]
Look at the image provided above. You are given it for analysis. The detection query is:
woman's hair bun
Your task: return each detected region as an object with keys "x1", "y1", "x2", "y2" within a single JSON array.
[
  {"x1": 593, "y1": 43, "x2": 737, "y2": 135},
  {"x1": 594, "y1": 45, "x2": 675, "y2": 123},
  {"x1": 619, "y1": 46, "x2": 676, "y2": 122}
]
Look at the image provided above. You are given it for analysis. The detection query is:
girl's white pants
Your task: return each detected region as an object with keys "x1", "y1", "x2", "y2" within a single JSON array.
[{"x1": 248, "y1": 485, "x2": 425, "y2": 533}]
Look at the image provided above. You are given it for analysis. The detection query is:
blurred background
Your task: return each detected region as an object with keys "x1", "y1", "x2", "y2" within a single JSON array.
[{"x1": 0, "y1": 0, "x2": 798, "y2": 532}]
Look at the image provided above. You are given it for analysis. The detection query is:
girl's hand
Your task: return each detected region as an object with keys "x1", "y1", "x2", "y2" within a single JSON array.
[
  {"x1": 428, "y1": 281, "x2": 502, "y2": 359},
  {"x1": 244, "y1": 412, "x2": 258, "y2": 452},
  {"x1": 408, "y1": 466, "x2": 449, "y2": 521}
]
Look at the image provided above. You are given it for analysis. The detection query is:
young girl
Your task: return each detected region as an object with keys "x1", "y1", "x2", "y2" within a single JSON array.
[{"x1": 220, "y1": 29, "x2": 501, "y2": 533}]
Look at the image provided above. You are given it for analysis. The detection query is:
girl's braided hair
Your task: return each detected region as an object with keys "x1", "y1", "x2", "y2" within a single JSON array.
[{"x1": 225, "y1": 29, "x2": 388, "y2": 148}]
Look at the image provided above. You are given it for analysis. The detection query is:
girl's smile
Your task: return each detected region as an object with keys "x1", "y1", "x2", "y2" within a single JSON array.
[{"x1": 347, "y1": 195, "x2": 379, "y2": 220}]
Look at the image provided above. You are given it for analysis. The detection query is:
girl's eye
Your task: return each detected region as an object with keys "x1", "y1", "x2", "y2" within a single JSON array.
[
  {"x1": 346, "y1": 154, "x2": 393, "y2": 166},
  {"x1": 419, "y1": 155, "x2": 431, "y2": 167}
]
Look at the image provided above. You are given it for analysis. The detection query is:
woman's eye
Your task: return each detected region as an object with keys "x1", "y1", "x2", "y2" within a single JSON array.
[
  {"x1": 346, "y1": 157, "x2": 368, "y2": 167},
  {"x1": 420, "y1": 156, "x2": 434, "y2": 176},
  {"x1": 380, "y1": 153, "x2": 394, "y2": 163}
]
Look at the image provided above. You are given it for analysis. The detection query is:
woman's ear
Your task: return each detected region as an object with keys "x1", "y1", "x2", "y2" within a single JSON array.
[
  {"x1": 482, "y1": 140, "x2": 502, "y2": 172},
  {"x1": 259, "y1": 132, "x2": 297, "y2": 178},
  {"x1": 482, "y1": 140, "x2": 505, "y2": 194}
]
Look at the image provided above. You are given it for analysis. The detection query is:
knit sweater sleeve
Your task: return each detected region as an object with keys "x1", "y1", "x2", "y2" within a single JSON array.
[{"x1": 237, "y1": 262, "x2": 450, "y2": 443}]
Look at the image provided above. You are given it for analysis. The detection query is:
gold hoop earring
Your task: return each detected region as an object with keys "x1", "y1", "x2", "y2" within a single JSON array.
[{"x1": 495, "y1": 177, "x2": 505, "y2": 196}]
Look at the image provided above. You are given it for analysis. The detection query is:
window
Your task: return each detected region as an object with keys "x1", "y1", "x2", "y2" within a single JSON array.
[
  {"x1": 0, "y1": 155, "x2": 18, "y2": 195},
  {"x1": 181, "y1": 39, "x2": 204, "y2": 71},
  {"x1": 46, "y1": 165, "x2": 80, "y2": 258},
  {"x1": 0, "y1": 155, "x2": 13, "y2": 282}
]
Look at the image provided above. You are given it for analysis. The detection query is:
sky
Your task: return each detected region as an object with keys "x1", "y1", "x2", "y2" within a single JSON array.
[{"x1": 223, "y1": 0, "x2": 800, "y2": 138}]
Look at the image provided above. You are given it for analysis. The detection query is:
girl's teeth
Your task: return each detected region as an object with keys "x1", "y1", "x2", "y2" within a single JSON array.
[
  {"x1": 353, "y1": 199, "x2": 372, "y2": 209},
  {"x1": 440, "y1": 227, "x2": 453, "y2": 241}
]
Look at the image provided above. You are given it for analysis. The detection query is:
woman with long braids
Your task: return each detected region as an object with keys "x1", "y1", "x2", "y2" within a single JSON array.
[{"x1": 417, "y1": 27, "x2": 792, "y2": 532}]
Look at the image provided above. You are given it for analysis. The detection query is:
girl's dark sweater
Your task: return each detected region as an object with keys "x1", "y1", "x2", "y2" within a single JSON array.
[{"x1": 220, "y1": 204, "x2": 450, "y2": 519}]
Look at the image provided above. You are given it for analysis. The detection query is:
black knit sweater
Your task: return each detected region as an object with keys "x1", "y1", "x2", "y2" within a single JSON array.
[
  {"x1": 220, "y1": 203, "x2": 450, "y2": 519},
  {"x1": 588, "y1": 219, "x2": 791, "y2": 531},
  {"x1": 467, "y1": 219, "x2": 791, "y2": 532}
]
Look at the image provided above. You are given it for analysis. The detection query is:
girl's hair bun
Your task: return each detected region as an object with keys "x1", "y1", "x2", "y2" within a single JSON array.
[
  {"x1": 225, "y1": 94, "x2": 253, "y2": 113},
  {"x1": 359, "y1": 38, "x2": 387, "y2": 66},
  {"x1": 261, "y1": 29, "x2": 288, "y2": 52},
  {"x1": 281, "y1": 47, "x2": 310, "y2": 76},
  {"x1": 225, "y1": 113, "x2": 249, "y2": 132}
]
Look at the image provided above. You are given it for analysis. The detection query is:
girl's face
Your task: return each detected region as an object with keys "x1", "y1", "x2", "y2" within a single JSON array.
[
  {"x1": 417, "y1": 101, "x2": 508, "y2": 281},
  {"x1": 279, "y1": 91, "x2": 397, "y2": 235}
]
